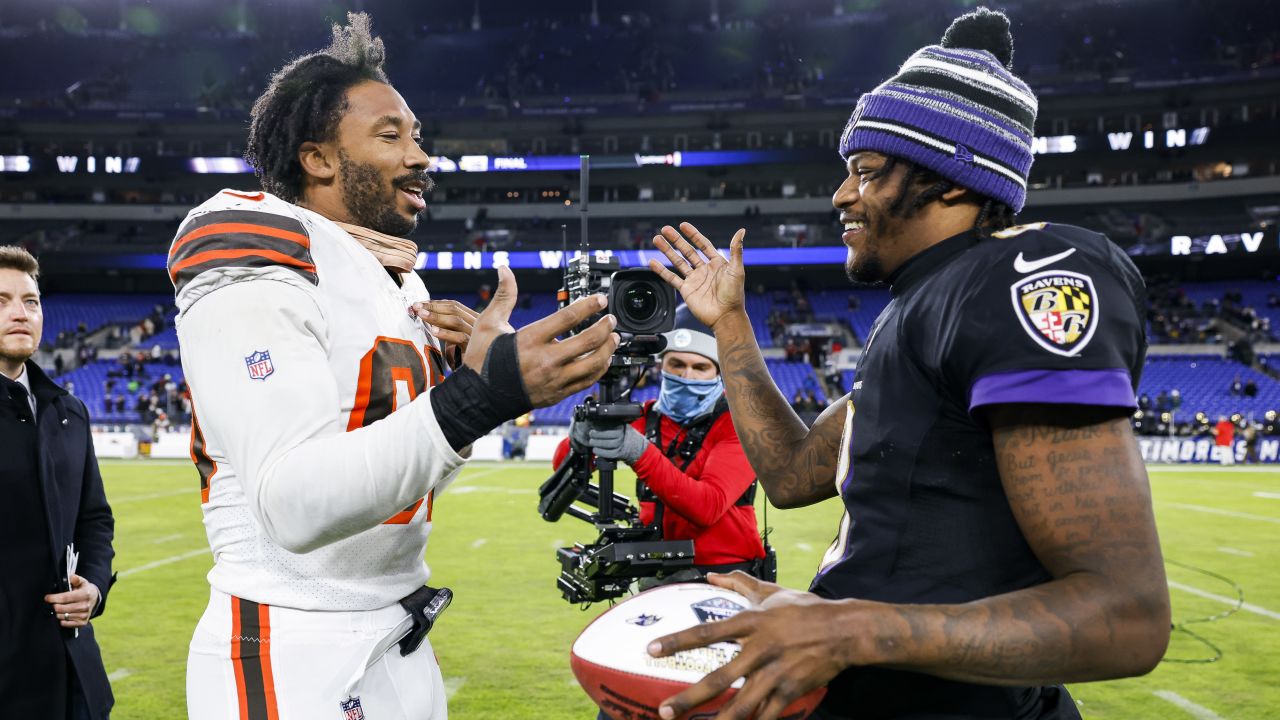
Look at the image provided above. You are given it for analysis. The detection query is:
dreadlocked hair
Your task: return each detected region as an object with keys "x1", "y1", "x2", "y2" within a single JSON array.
[
  {"x1": 876, "y1": 156, "x2": 1017, "y2": 237},
  {"x1": 245, "y1": 12, "x2": 389, "y2": 203}
]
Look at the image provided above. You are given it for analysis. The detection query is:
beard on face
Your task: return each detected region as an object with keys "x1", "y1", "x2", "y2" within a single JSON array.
[
  {"x1": 337, "y1": 149, "x2": 432, "y2": 237},
  {"x1": 844, "y1": 210, "x2": 890, "y2": 285},
  {"x1": 0, "y1": 337, "x2": 36, "y2": 366}
]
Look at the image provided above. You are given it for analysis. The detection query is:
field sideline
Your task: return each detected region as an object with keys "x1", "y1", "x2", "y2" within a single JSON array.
[{"x1": 94, "y1": 460, "x2": 1279, "y2": 719}]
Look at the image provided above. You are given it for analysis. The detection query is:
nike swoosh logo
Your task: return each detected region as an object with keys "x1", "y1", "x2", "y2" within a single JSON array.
[{"x1": 1013, "y1": 248, "x2": 1076, "y2": 274}]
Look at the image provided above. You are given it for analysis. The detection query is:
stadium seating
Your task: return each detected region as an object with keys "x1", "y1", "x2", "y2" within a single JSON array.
[
  {"x1": 30, "y1": 285, "x2": 1280, "y2": 428},
  {"x1": 3, "y1": 0, "x2": 1270, "y2": 113},
  {"x1": 1173, "y1": 281, "x2": 1278, "y2": 340},
  {"x1": 54, "y1": 359, "x2": 185, "y2": 424},
  {"x1": 1138, "y1": 355, "x2": 1280, "y2": 420},
  {"x1": 40, "y1": 293, "x2": 171, "y2": 344}
]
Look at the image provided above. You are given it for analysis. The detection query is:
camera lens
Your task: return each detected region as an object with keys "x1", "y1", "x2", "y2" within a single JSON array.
[
  {"x1": 624, "y1": 285, "x2": 657, "y2": 322},
  {"x1": 607, "y1": 269, "x2": 675, "y2": 335}
]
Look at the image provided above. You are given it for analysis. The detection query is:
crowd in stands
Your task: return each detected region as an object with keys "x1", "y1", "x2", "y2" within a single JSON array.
[
  {"x1": 1146, "y1": 281, "x2": 1276, "y2": 344},
  {"x1": 1131, "y1": 406, "x2": 1279, "y2": 444},
  {"x1": 3, "y1": 0, "x2": 1277, "y2": 115},
  {"x1": 25, "y1": 280, "x2": 1279, "y2": 444}
]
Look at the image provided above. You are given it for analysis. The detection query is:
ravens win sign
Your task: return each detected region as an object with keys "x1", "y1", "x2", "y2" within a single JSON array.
[{"x1": 1010, "y1": 270, "x2": 1098, "y2": 357}]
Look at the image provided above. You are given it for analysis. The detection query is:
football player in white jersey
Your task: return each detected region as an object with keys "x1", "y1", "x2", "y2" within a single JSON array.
[{"x1": 172, "y1": 14, "x2": 620, "y2": 720}]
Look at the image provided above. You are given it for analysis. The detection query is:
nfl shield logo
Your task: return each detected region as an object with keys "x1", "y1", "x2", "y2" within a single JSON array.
[
  {"x1": 339, "y1": 696, "x2": 365, "y2": 720},
  {"x1": 245, "y1": 350, "x2": 274, "y2": 380},
  {"x1": 690, "y1": 596, "x2": 745, "y2": 625},
  {"x1": 1010, "y1": 270, "x2": 1098, "y2": 357}
]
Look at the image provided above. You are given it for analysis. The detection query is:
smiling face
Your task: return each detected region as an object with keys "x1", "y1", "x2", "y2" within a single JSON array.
[
  {"x1": 831, "y1": 151, "x2": 980, "y2": 284},
  {"x1": 832, "y1": 152, "x2": 906, "y2": 283},
  {"x1": 306, "y1": 80, "x2": 434, "y2": 237},
  {"x1": 0, "y1": 268, "x2": 42, "y2": 378}
]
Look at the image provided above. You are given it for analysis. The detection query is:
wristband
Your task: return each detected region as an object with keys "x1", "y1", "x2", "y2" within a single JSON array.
[{"x1": 430, "y1": 333, "x2": 533, "y2": 451}]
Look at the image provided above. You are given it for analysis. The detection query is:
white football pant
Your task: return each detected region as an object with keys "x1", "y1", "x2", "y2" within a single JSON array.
[{"x1": 187, "y1": 588, "x2": 447, "y2": 719}]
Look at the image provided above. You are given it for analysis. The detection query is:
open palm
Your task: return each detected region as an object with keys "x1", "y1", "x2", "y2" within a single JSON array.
[{"x1": 649, "y1": 222, "x2": 747, "y2": 330}]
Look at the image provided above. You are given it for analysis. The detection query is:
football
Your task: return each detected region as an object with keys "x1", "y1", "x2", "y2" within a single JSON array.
[{"x1": 570, "y1": 583, "x2": 827, "y2": 720}]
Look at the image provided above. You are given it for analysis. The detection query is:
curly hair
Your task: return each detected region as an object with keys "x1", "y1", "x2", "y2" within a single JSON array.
[
  {"x1": 870, "y1": 156, "x2": 1017, "y2": 237},
  {"x1": 245, "y1": 12, "x2": 390, "y2": 203}
]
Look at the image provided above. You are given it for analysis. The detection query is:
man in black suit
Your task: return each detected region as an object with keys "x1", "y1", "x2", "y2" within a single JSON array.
[{"x1": 0, "y1": 246, "x2": 116, "y2": 719}]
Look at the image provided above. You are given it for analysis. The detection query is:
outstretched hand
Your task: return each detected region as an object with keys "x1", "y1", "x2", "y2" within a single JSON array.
[
  {"x1": 647, "y1": 571, "x2": 852, "y2": 720},
  {"x1": 649, "y1": 222, "x2": 747, "y2": 331},
  {"x1": 464, "y1": 265, "x2": 621, "y2": 408}
]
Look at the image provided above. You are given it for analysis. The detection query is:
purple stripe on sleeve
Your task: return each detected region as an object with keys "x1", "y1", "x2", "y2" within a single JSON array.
[{"x1": 968, "y1": 368, "x2": 1136, "y2": 413}]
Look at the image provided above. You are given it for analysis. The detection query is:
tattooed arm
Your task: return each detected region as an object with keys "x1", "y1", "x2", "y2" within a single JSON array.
[
  {"x1": 713, "y1": 312, "x2": 844, "y2": 508},
  {"x1": 648, "y1": 404, "x2": 1170, "y2": 719},
  {"x1": 866, "y1": 403, "x2": 1171, "y2": 684},
  {"x1": 648, "y1": 223, "x2": 841, "y2": 509}
]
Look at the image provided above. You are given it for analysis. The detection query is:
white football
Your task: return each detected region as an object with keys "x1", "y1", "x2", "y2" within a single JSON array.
[{"x1": 570, "y1": 583, "x2": 826, "y2": 720}]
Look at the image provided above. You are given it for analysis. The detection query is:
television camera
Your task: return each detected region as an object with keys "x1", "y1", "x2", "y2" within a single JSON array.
[{"x1": 537, "y1": 156, "x2": 693, "y2": 605}]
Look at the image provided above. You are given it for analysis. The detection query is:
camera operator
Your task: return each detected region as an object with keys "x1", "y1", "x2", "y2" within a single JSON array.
[{"x1": 552, "y1": 306, "x2": 768, "y2": 583}]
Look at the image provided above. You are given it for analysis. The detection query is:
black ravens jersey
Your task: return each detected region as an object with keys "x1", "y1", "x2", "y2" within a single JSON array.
[{"x1": 812, "y1": 223, "x2": 1146, "y2": 719}]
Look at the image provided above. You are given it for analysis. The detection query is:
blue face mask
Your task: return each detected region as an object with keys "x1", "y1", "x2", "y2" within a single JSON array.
[{"x1": 656, "y1": 371, "x2": 724, "y2": 424}]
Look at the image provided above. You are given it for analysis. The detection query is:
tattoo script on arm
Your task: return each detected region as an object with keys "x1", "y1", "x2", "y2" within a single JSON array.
[
  {"x1": 717, "y1": 313, "x2": 843, "y2": 508},
  {"x1": 862, "y1": 405, "x2": 1170, "y2": 685}
]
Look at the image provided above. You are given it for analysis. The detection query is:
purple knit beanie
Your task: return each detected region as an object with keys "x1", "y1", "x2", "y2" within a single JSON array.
[{"x1": 839, "y1": 8, "x2": 1037, "y2": 212}]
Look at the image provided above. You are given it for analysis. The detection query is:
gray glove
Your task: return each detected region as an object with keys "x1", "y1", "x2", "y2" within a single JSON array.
[
  {"x1": 588, "y1": 424, "x2": 648, "y2": 464},
  {"x1": 569, "y1": 419, "x2": 592, "y2": 453}
]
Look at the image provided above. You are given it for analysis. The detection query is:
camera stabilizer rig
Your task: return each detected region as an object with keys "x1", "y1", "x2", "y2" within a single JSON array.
[{"x1": 536, "y1": 156, "x2": 692, "y2": 605}]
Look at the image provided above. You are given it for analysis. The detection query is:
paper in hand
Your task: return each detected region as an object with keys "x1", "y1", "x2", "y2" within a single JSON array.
[{"x1": 66, "y1": 544, "x2": 79, "y2": 638}]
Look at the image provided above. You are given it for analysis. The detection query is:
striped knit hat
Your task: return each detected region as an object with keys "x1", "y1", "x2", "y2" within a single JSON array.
[{"x1": 839, "y1": 8, "x2": 1036, "y2": 212}]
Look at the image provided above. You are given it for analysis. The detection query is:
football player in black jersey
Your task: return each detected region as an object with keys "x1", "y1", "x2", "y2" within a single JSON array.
[{"x1": 642, "y1": 8, "x2": 1169, "y2": 720}]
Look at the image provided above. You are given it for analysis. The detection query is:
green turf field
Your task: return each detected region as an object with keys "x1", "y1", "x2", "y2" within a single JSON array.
[{"x1": 94, "y1": 460, "x2": 1279, "y2": 719}]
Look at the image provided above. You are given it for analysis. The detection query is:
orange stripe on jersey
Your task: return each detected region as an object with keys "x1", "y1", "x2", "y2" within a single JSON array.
[
  {"x1": 171, "y1": 221, "x2": 310, "y2": 257},
  {"x1": 169, "y1": 248, "x2": 317, "y2": 282},
  {"x1": 222, "y1": 191, "x2": 266, "y2": 202},
  {"x1": 384, "y1": 497, "x2": 425, "y2": 524}
]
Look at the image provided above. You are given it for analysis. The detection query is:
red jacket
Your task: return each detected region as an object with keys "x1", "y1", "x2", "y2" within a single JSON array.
[
  {"x1": 553, "y1": 402, "x2": 765, "y2": 566},
  {"x1": 1214, "y1": 420, "x2": 1235, "y2": 446}
]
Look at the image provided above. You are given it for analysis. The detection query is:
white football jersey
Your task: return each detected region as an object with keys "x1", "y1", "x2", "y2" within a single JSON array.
[{"x1": 170, "y1": 189, "x2": 466, "y2": 611}]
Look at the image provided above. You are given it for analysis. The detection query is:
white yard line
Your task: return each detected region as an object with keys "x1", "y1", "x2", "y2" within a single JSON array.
[
  {"x1": 1216, "y1": 547, "x2": 1254, "y2": 558},
  {"x1": 470, "y1": 538, "x2": 488, "y2": 549},
  {"x1": 449, "y1": 485, "x2": 535, "y2": 495},
  {"x1": 1253, "y1": 491, "x2": 1280, "y2": 500},
  {"x1": 1167, "y1": 580, "x2": 1280, "y2": 621},
  {"x1": 444, "y1": 677, "x2": 467, "y2": 701},
  {"x1": 101, "y1": 459, "x2": 194, "y2": 466},
  {"x1": 1152, "y1": 690, "x2": 1226, "y2": 720},
  {"x1": 151, "y1": 533, "x2": 185, "y2": 544},
  {"x1": 452, "y1": 467, "x2": 510, "y2": 484},
  {"x1": 794, "y1": 542, "x2": 813, "y2": 552},
  {"x1": 1162, "y1": 503, "x2": 1280, "y2": 525},
  {"x1": 118, "y1": 549, "x2": 210, "y2": 577},
  {"x1": 112, "y1": 488, "x2": 192, "y2": 503},
  {"x1": 107, "y1": 668, "x2": 133, "y2": 682}
]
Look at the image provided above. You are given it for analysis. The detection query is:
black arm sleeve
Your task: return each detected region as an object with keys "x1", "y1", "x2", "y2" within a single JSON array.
[{"x1": 429, "y1": 333, "x2": 533, "y2": 451}]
